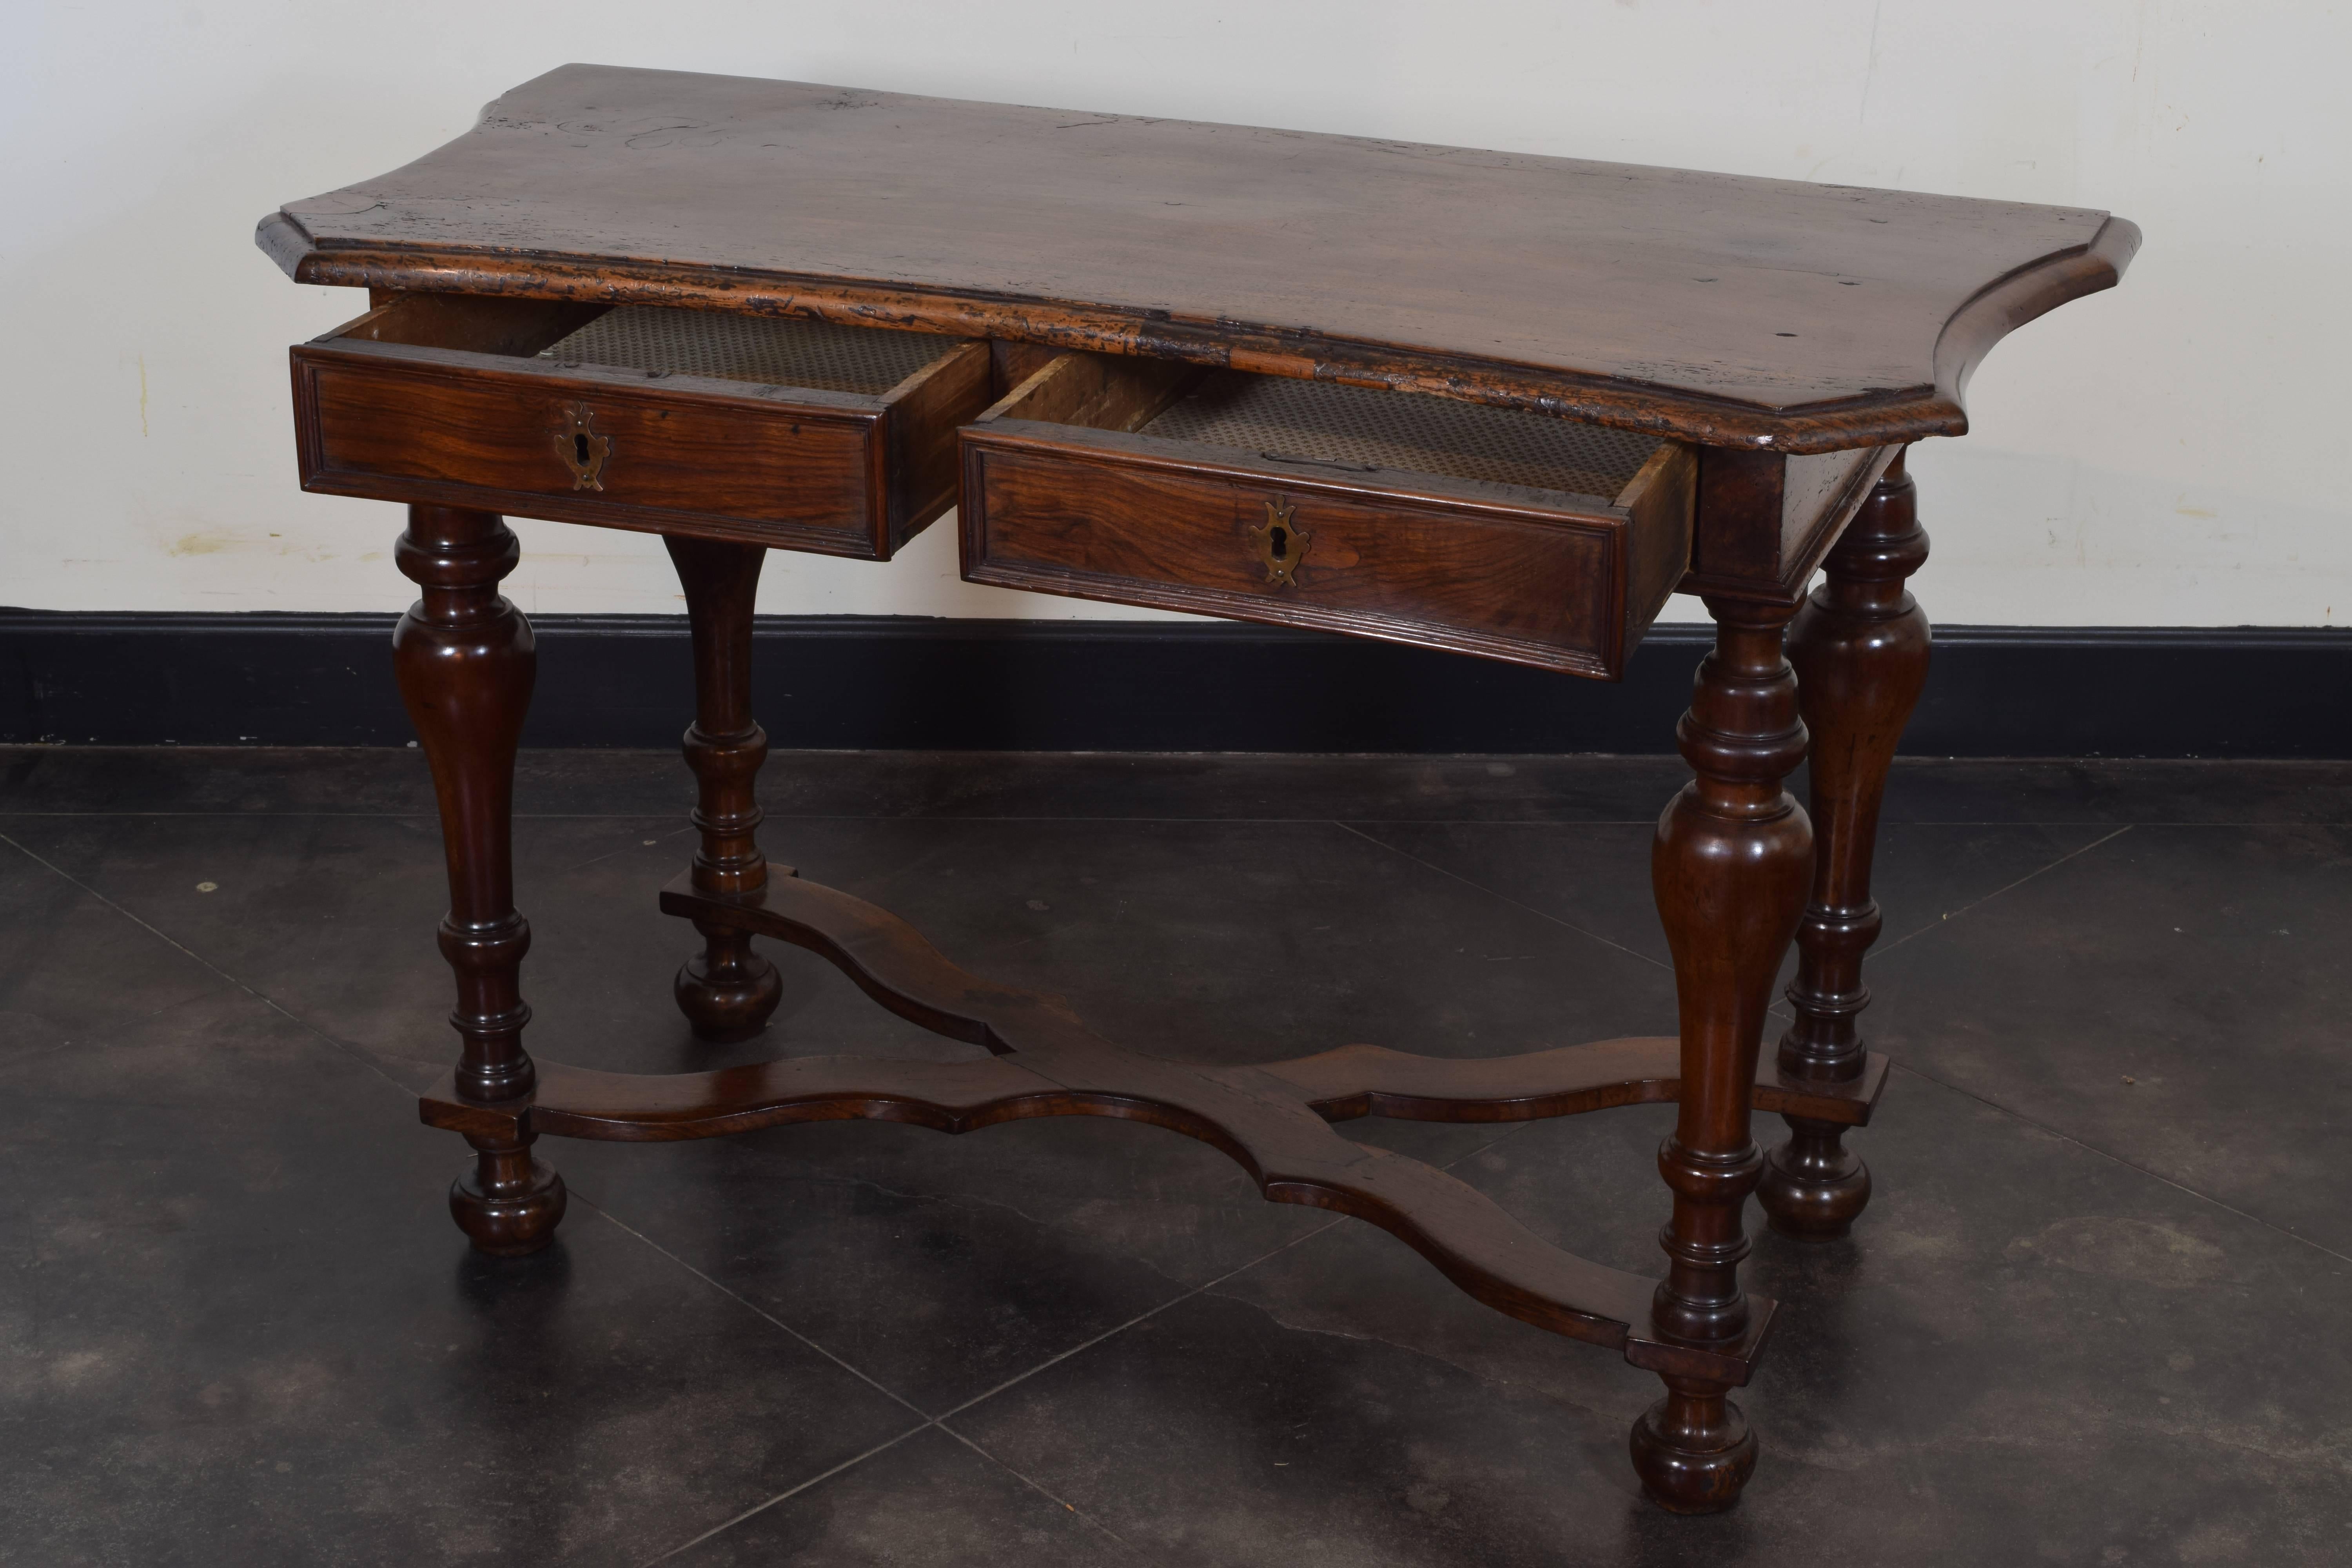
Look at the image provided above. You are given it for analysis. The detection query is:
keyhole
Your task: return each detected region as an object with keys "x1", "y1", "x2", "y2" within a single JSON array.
[
  {"x1": 1268, "y1": 526, "x2": 1288, "y2": 558},
  {"x1": 574, "y1": 432, "x2": 592, "y2": 464}
]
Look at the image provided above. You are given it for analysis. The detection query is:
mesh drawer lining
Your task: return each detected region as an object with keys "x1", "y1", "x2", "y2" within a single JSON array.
[
  {"x1": 539, "y1": 307, "x2": 959, "y2": 395},
  {"x1": 536, "y1": 313, "x2": 1661, "y2": 496},
  {"x1": 1145, "y1": 372, "x2": 1662, "y2": 500}
]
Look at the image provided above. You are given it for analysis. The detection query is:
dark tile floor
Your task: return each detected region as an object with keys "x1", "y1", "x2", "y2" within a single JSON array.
[{"x1": 3, "y1": 747, "x2": 2348, "y2": 1566}]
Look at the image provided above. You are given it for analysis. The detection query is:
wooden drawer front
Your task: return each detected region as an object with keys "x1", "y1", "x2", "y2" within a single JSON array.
[
  {"x1": 291, "y1": 298, "x2": 991, "y2": 559},
  {"x1": 958, "y1": 359, "x2": 1694, "y2": 678},
  {"x1": 299, "y1": 353, "x2": 883, "y2": 550}
]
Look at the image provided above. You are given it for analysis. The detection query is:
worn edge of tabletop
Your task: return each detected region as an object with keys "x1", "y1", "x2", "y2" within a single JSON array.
[{"x1": 254, "y1": 74, "x2": 2141, "y2": 456}]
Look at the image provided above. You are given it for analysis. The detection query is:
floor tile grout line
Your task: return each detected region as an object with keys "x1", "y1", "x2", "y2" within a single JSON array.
[
  {"x1": 22, "y1": 765, "x2": 2314, "y2": 1541},
  {"x1": 0, "y1": 934, "x2": 1036, "y2": 1568},
  {"x1": 1331, "y1": 819, "x2": 1671, "y2": 971},
  {"x1": 2, "y1": 792, "x2": 989, "y2": 1556},
  {"x1": 925, "y1": 1215, "x2": 1353, "y2": 1429},
  {"x1": 0, "y1": 808, "x2": 974, "y2": 1542},
  {"x1": 592, "y1": 1188, "x2": 1152, "y2": 1559},
  {"x1": 0, "y1": 801, "x2": 1144, "y2": 1568},
  {"x1": 635, "y1": 1421, "x2": 933, "y2": 1568},
  {"x1": 632, "y1": 1207, "x2": 1365, "y2": 1566},
  {"x1": 9, "y1": 793, "x2": 1590, "y2": 1552},
  {"x1": 928, "y1": 1116, "x2": 1541, "y2": 1433},
  {"x1": 932, "y1": 1425, "x2": 1132, "y2": 1546},
  {"x1": 0, "y1": 829, "x2": 417, "y2": 1099},
  {"x1": 18, "y1": 761, "x2": 2339, "y2": 1549},
  {"x1": 666, "y1": 1122, "x2": 1542, "y2": 1561},
  {"x1": 1886, "y1": 1059, "x2": 2352, "y2": 1268},
  {"x1": 1874, "y1": 824, "x2": 2136, "y2": 956},
  {"x1": 579, "y1": 1196, "x2": 936, "y2": 1424}
]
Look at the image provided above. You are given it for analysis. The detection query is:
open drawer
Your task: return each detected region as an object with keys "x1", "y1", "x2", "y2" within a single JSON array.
[
  {"x1": 291, "y1": 296, "x2": 993, "y2": 559},
  {"x1": 957, "y1": 355, "x2": 1695, "y2": 677}
]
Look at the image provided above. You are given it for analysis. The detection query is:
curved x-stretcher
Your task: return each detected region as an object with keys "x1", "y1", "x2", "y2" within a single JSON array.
[{"x1": 421, "y1": 866, "x2": 1885, "y2": 1387}]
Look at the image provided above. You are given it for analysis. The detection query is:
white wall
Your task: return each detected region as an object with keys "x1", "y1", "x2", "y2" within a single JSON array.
[{"x1": 4, "y1": 1, "x2": 2342, "y2": 625}]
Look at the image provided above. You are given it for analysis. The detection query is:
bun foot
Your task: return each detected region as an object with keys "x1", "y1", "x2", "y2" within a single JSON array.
[
  {"x1": 1631, "y1": 1378, "x2": 1757, "y2": 1514},
  {"x1": 1759, "y1": 1116, "x2": 1871, "y2": 1241},
  {"x1": 450, "y1": 1139, "x2": 567, "y2": 1256},
  {"x1": 674, "y1": 923, "x2": 782, "y2": 1044}
]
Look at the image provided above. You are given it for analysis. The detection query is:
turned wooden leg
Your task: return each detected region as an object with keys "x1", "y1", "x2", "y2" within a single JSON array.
[
  {"x1": 1759, "y1": 452, "x2": 1931, "y2": 1240},
  {"x1": 665, "y1": 536, "x2": 784, "y2": 1044},
  {"x1": 393, "y1": 505, "x2": 565, "y2": 1255},
  {"x1": 1633, "y1": 594, "x2": 1812, "y2": 1512}
]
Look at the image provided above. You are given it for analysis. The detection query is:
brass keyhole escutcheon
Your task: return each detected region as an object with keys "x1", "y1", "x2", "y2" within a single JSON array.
[
  {"x1": 1250, "y1": 498, "x2": 1308, "y2": 588},
  {"x1": 555, "y1": 404, "x2": 612, "y2": 491}
]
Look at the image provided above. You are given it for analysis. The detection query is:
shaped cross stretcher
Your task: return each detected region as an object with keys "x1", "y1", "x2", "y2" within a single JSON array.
[{"x1": 420, "y1": 869, "x2": 1886, "y2": 1387}]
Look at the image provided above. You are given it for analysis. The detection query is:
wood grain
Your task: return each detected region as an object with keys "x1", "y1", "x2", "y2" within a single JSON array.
[
  {"x1": 293, "y1": 296, "x2": 992, "y2": 559},
  {"x1": 412, "y1": 866, "x2": 1793, "y2": 1386},
  {"x1": 1638, "y1": 592, "x2": 1814, "y2": 1510},
  {"x1": 259, "y1": 64, "x2": 2138, "y2": 454},
  {"x1": 419, "y1": 1033, "x2": 1884, "y2": 1145},
  {"x1": 1686, "y1": 444, "x2": 1900, "y2": 604},
  {"x1": 1760, "y1": 452, "x2": 1932, "y2": 1239},
  {"x1": 666, "y1": 536, "x2": 784, "y2": 1043},
  {"x1": 392, "y1": 505, "x2": 565, "y2": 1256},
  {"x1": 1265, "y1": 1038, "x2": 1886, "y2": 1127},
  {"x1": 269, "y1": 72, "x2": 2144, "y2": 1514},
  {"x1": 979, "y1": 350, "x2": 1203, "y2": 432},
  {"x1": 961, "y1": 414, "x2": 1690, "y2": 678}
]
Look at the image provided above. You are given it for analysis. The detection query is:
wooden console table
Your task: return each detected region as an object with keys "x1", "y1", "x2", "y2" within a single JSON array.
[{"x1": 256, "y1": 64, "x2": 2136, "y2": 1513}]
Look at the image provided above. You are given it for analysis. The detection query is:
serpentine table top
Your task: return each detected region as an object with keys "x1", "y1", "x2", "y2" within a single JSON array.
[{"x1": 258, "y1": 63, "x2": 2138, "y2": 456}]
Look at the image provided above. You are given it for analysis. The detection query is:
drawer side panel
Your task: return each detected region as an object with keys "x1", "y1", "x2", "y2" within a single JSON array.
[{"x1": 884, "y1": 340, "x2": 995, "y2": 550}]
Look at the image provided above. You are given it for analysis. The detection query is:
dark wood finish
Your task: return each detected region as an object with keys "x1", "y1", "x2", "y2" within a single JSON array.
[
  {"x1": 260, "y1": 64, "x2": 2137, "y2": 455},
  {"x1": 1759, "y1": 453, "x2": 1932, "y2": 1239},
  {"x1": 989, "y1": 339, "x2": 1067, "y2": 401},
  {"x1": 341, "y1": 292, "x2": 607, "y2": 354},
  {"x1": 292, "y1": 294, "x2": 991, "y2": 559},
  {"x1": 962, "y1": 355, "x2": 1695, "y2": 678},
  {"x1": 427, "y1": 866, "x2": 1779, "y2": 1384},
  {"x1": 262, "y1": 68, "x2": 2138, "y2": 1517},
  {"x1": 391, "y1": 505, "x2": 565, "y2": 1254},
  {"x1": 1265, "y1": 1038, "x2": 1886, "y2": 1127},
  {"x1": 882, "y1": 336, "x2": 997, "y2": 550},
  {"x1": 1638, "y1": 594, "x2": 1813, "y2": 1510},
  {"x1": 980, "y1": 350, "x2": 1201, "y2": 432},
  {"x1": 420, "y1": 1026, "x2": 1885, "y2": 1145},
  {"x1": 1686, "y1": 445, "x2": 1902, "y2": 605},
  {"x1": 665, "y1": 537, "x2": 784, "y2": 1043}
]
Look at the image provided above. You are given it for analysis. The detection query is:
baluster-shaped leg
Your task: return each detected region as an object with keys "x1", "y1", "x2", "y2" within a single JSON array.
[
  {"x1": 1760, "y1": 453, "x2": 1931, "y2": 1240},
  {"x1": 393, "y1": 505, "x2": 565, "y2": 1254},
  {"x1": 1634, "y1": 594, "x2": 1813, "y2": 1512},
  {"x1": 665, "y1": 537, "x2": 784, "y2": 1042}
]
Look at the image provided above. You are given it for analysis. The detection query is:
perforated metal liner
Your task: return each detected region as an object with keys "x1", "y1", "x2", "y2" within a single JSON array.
[
  {"x1": 1146, "y1": 372, "x2": 1662, "y2": 501},
  {"x1": 539, "y1": 306, "x2": 957, "y2": 395}
]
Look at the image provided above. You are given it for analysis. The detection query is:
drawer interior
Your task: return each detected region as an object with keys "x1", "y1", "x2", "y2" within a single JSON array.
[
  {"x1": 1150, "y1": 372, "x2": 1666, "y2": 503},
  {"x1": 337, "y1": 295, "x2": 974, "y2": 398},
  {"x1": 961, "y1": 352, "x2": 1696, "y2": 678},
  {"x1": 303, "y1": 294, "x2": 995, "y2": 557},
  {"x1": 983, "y1": 354, "x2": 1672, "y2": 506},
  {"x1": 329, "y1": 294, "x2": 606, "y2": 357},
  {"x1": 537, "y1": 306, "x2": 965, "y2": 396}
]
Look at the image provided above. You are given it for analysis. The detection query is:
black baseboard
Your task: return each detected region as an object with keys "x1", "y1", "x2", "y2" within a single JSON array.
[{"x1": 4, "y1": 610, "x2": 2347, "y2": 757}]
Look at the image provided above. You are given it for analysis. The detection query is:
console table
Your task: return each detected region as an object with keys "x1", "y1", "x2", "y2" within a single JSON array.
[{"x1": 256, "y1": 64, "x2": 2136, "y2": 1513}]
